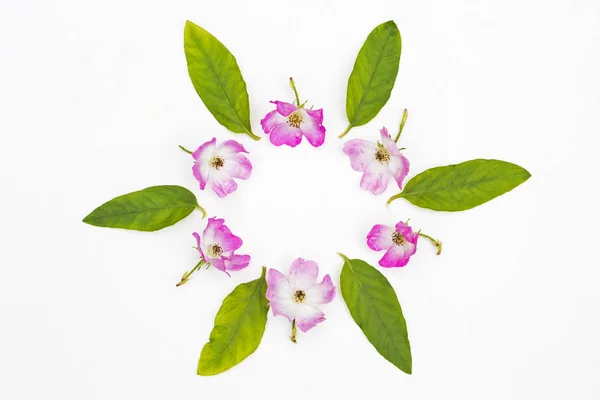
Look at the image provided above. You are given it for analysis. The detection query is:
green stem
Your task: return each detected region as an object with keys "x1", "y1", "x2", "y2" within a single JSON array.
[
  {"x1": 289, "y1": 77, "x2": 301, "y2": 106},
  {"x1": 418, "y1": 232, "x2": 443, "y2": 255},
  {"x1": 176, "y1": 259, "x2": 205, "y2": 287},
  {"x1": 394, "y1": 109, "x2": 408, "y2": 143},
  {"x1": 290, "y1": 319, "x2": 297, "y2": 343},
  {"x1": 178, "y1": 145, "x2": 193, "y2": 155},
  {"x1": 338, "y1": 124, "x2": 353, "y2": 138}
]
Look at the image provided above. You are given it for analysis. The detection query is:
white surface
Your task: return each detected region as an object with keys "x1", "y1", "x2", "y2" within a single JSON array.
[{"x1": 1, "y1": 0, "x2": 599, "y2": 398}]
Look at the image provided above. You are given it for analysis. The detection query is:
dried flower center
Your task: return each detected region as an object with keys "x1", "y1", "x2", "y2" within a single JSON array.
[
  {"x1": 210, "y1": 156, "x2": 225, "y2": 170},
  {"x1": 375, "y1": 143, "x2": 391, "y2": 164},
  {"x1": 392, "y1": 231, "x2": 405, "y2": 246},
  {"x1": 293, "y1": 290, "x2": 306, "y2": 303},
  {"x1": 207, "y1": 243, "x2": 223, "y2": 257},
  {"x1": 287, "y1": 113, "x2": 303, "y2": 128}
]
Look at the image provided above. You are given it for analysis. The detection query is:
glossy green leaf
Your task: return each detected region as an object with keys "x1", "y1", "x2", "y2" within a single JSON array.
[
  {"x1": 83, "y1": 185, "x2": 202, "y2": 231},
  {"x1": 184, "y1": 21, "x2": 259, "y2": 140},
  {"x1": 388, "y1": 159, "x2": 531, "y2": 211},
  {"x1": 339, "y1": 254, "x2": 412, "y2": 374},
  {"x1": 197, "y1": 267, "x2": 269, "y2": 376},
  {"x1": 341, "y1": 21, "x2": 402, "y2": 137}
]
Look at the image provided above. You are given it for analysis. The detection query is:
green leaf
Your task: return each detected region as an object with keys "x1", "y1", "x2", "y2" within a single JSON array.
[
  {"x1": 184, "y1": 21, "x2": 259, "y2": 140},
  {"x1": 339, "y1": 254, "x2": 412, "y2": 374},
  {"x1": 197, "y1": 267, "x2": 269, "y2": 376},
  {"x1": 341, "y1": 21, "x2": 402, "y2": 138},
  {"x1": 83, "y1": 185, "x2": 203, "y2": 232},
  {"x1": 388, "y1": 159, "x2": 531, "y2": 211}
]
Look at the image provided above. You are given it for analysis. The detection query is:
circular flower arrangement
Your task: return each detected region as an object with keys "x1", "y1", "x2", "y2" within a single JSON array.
[{"x1": 83, "y1": 20, "x2": 530, "y2": 376}]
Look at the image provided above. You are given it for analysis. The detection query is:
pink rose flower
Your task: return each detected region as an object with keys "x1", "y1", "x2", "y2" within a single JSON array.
[
  {"x1": 343, "y1": 127, "x2": 409, "y2": 195},
  {"x1": 367, "y1": 221, "x2": 419, "y2": 268},
  {"x1": 191, "y1": 138, "x2": 252, "y2": 198},
  {"x1": 260, "y1": 101, "x2": 326, "y2": 148},
  {"x1": 193, "y1": 217, "x2": 251, "y2": 276},
  {"x1": 266, "y1": 258, "x2": 335, "y2": 340}
]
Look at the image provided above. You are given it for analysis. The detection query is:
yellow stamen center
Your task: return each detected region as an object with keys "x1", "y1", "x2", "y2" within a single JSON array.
[
  {"x1": 207, "y1": 244, "x2": 223, "y2": 257},
  {"x1": 293, "y1": 290, "x2": 306, "y2": 303},
  {"x1": 392, "y1": 231, "x2": 405, "y2": 246},
  {"x1": 287, "y1": 113, "x2": 303, "y2": 128},
  {"x1": 210, "y1": 156, "x2": 224, "y2": 170},
  {"x1": 375, "y1": 143, "x2": 391, "y2": 164}
]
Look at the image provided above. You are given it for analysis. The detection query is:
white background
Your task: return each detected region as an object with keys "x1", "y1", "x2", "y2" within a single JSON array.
[{"x1": 1, "y1": 0, "x2": 599, "y2": 398}]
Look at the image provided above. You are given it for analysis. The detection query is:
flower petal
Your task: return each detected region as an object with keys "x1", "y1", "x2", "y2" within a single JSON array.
[
  {"x1": 223, "y1": 154, "x2": 252, "y2": 180},
  {"x1": 269, "y1": 123, "x2": 303, "y2": 147},
  {"x1": 192, "y1": 138, "x2": 217, "y2": 190},
  {"x1": 210, "y1": 170, "x2": 238, "y2": 198},
  {"x1": 192, "y1": 232, "x2": 207, "y2": 262},
  {"x1": 380, "y1": 127, "x2": 402, "y2": 157},
  {"x1": 343, "y1": 139, "x2": 376, "y2": 171},
  {"x1": 289, "y1": 258, "x2": 319, "y2": 290},
  {"x1": 389, "y1": 153, "x2": 410, "y2": 189},
  {"x1": 367, "y1": 224, "x2": 395, "y2": 251},
  {"x1": 299, "y1": 108, "x2": 326, "y2": 147},
  {"x1": 208, "y1": 257, "x2": 229, "y2": 275},
  {"x1": 202, "y1": 217, "x2": 223, "y2": 246},
  {"x1": 295, "y1": 304, "x2": 326, "y2": 332},
  {"x1": 305, "y1": 274, "x2": 335, "y2": 305},
  {"x1": 360, "y1": 161, "x2": 391, "y2": 195},
  {"x1": 266, "y1": 268, "x2": 292, "y2": 301},
  {"x1": 395, "y1": 221, "x2": 419, "y2": 244},
  {"x1": 271, "y1": 100, "x2": 297, "y2": 117},
  {"x1": 379, "y1": 244, "x2": 413, "y2": 268},
  {"x1": 260, "y1": 109, "x2": 286, "y2": 134},
  {"x1": 213, "y1": 221, "x2": 243, "y2": 253},
  {"x1": 217, "y1": 139, "x2": 249, "y2": 154},
  {"x1": 224, "y1": 253, "x2": 250, "y2": 271}
]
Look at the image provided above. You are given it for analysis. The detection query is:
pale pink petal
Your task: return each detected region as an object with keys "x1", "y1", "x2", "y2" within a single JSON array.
[
  {"x1": 222, "y1": 154, "x2": 252, "y2": 180},
  {"x1": 202, "y1": 217, "x2": 223, "y2": 246},
  {"x1": 295, "y1": 304, "x2": 326, "y2": 332},
  {"x1": 192, "y1": 138, "x2": 216, "y2": 190},
  {"x1": 360, "y1": 161, "x2": 391, "y2": 195},
  {"x1": 217, "y1": 140, "x2": 249, "y2": 154},
  {"x1": 305, "y1": 275, "x2": 335, "y2": 305},
  {"x1": 270, "y1": 297, "x2": 297, "y2": 322},
  {"x1": 224, "y1": 254, "x2": 250, "y2": 271},
  {"x1": 192, "y1": 232, "x2": 207, "y2": 262},
  {"x1": 343, "y1": 139, "x2": 376, "y2": 171},
  {"x1": 266, "y1": 268, "x2": 292, "y2": 301},
  {"x1": 260, "y1": 109, "x2": 286, "y2": 134},
  {"x1": 380, "y1": 127, "x2": 401, "y2": 157},
  {"x1": 210, "y1": 170, "x2": 238, "y2": 198},
  {"x1": 367, "y1": 224, "x2": 395, "y2": 251},
  {"x1": 379, "y1": 244, "x2": 411, "y2": 268},
  {"x1": 208, "y1": 257, "x2": 229, "y2": 275},
  {"x1": 213, "y1": 222, "x2": 243, "y2": 253},
  {"x1": 269, "y1": 123, "x2": 303, "y2": 147},
  {"x1": 395, "y1": 221, "x2": 419, "y2": 244},
  {"x1": 300, "y1": 108, "x2": 326, "y2": 147},
  {"x1": 271, "y1": 100, "x2": 297, "y2": 117},
  {"x1": 389, "y1": 153, "x2": 410, "y2": 189},
  {"x1": 289, "y1": 258, "x2": 319, "y2": 290}
]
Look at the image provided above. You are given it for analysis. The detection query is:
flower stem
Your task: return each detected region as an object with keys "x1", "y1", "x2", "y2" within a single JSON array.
[
  {"x1": 339, "y1": 124, "x2": 353, "y2": 138},
  {"x1": 418, "y1": 231, "x2": 443, "y2": 255},
  {"x1": 394, "y1": 109, "x2": 408, "y2": 143},
  {"x1": 289, "y1": 77, "x2": 301, "y2": 106},
  {"x1": 178, "y1": 145, "x2": 193, "y2": 155},
  {"x1": 290, "y1": 319, "x2": 297, "y2": 343},
  {"x1": 176, "y1": 259, "x2": 205, "y2": 287}
]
